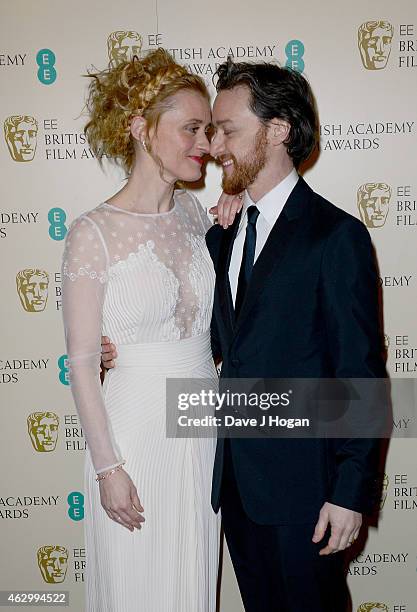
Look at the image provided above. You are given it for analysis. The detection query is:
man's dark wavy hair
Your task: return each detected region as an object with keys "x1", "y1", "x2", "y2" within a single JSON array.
[{"x1": 214, "y1": 58, "x2": 318, "y2": 167}]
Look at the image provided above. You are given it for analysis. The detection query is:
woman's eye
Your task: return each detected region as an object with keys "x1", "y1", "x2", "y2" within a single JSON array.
[{"x1": 187, "y1": 126, "x2": 199, "y2": 134}]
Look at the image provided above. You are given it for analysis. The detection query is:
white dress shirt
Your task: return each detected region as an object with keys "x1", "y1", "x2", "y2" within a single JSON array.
[{"x1": 229, "y1": 168, "x2": 299, "y2": 305}]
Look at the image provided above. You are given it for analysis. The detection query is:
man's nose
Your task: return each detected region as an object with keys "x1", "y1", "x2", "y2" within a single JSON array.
[{"x1": 22, "y1": 132, "x2": 30, "y2": 146}]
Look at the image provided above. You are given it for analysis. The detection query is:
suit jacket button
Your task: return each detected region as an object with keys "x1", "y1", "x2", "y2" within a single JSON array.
[{"x1": 231, "y1": 359, "x2": 240, "y2": 367}]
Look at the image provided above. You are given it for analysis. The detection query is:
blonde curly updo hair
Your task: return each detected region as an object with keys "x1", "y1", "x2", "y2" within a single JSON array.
[{"x1": 84, "y1": 48, "x2": 209, "y2": 173}]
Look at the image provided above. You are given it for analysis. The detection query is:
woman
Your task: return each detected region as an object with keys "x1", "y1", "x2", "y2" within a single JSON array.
[{"x1": 62, "y1": 49, "x2": 220, "y2": 611}]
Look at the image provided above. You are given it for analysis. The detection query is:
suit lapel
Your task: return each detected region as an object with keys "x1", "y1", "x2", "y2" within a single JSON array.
[{"x1": 233, "y1": 177, "x2": 313, "y2": 335}]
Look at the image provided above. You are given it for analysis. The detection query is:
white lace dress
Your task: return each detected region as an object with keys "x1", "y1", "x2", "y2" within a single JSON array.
[{"x1": 62, "y1": 190, "x2": 220, "y2": 612}]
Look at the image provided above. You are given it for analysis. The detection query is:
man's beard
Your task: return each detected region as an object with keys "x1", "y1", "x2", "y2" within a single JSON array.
[{"x1": 221, "y1": 126, "x2": 268, "y2": 195}]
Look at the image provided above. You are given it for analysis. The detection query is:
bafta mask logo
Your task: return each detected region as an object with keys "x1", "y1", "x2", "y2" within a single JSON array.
[
  {"x1": 16, "y1": 268, "x2": 49, "y2": 312},
  {"x1": 4, "y1": 115, "x2": 38, "y2": 162},
  {"x1": 357, "y1": 603, "x2": 389, "y2": 612},
  {"x1": 107, "y1": 31, "x2": 142, "y2": 67},
  {"x1": 27, "y1": 412, "x2": 59, "y2": 452},
  {"x1": 380, "y1": 473, "x2": 389, "y2": 509},
  {"x1": 357, "y1": 183, "x2": 392, "y2": 228},
  {"x1": 358, "y1": 21, "x2": 394, "y2": 70},
  {"x1": 384, "y1": 335, "x2": 390, "y2": 349},
  {"x1": 37, "y1": 546, "x2": 68, "y2": 583}
]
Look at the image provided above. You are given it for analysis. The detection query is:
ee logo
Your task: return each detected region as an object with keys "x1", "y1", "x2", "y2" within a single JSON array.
[
  {"x1": 68, "y1": 491, "x2": 84, "y2": 521},
  {"x1": 48, "y1": 208, "x2": 68, "y2": 241},
  {"x1": 58, "y1": 354, "x2": 70, "y2": 386},
  {"x1": 285, "y1": 40, "x2": 305, "y2": 73},
  {"x1": 36, "y1": 49, "x2": 57, "y2": 85}
]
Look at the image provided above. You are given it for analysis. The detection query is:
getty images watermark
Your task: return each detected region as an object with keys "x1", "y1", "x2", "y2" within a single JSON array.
[
  {"x1": 176, "y1": 388, "x2": 309, "y2": 430},
  {"x1": 166, "y1": 378, "x2": 417, "y2": 439}
]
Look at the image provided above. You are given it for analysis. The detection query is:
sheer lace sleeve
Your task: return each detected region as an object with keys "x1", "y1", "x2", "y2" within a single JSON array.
[{"x1": 62, "y1": 214, "x2": 123, "y2": 473}]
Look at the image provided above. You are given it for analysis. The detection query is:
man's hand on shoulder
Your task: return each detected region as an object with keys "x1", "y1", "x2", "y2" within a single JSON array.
[
  {"x1": 312, "y1": 501, "x2": 362, "y2": 556},
  {"x1": 101, "y1": 336, "x2": 117, "y2": 369}
]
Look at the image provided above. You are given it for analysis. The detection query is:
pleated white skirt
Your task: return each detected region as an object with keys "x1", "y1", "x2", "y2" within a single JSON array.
[{"x1": 84, "y1": 332, "x2": 220, "y2": 612}]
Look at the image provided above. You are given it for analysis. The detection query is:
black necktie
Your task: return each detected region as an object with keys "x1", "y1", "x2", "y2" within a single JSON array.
[{"x1": 235, "y1": 205, "x2": 260, "y2": 317}]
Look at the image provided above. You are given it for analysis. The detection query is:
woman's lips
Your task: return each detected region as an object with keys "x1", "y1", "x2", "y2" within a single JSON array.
[{"x1": 189, "y1": 156, "x2": 204, "y2": 165}]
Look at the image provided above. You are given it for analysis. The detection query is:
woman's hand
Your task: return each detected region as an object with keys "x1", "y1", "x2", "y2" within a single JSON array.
[
  {"x1": 99, "y1": 469, "x2": 145, "y2": 532},
  {"x1": 209, "y1": 191, "x2": 244, "y2": 229}
]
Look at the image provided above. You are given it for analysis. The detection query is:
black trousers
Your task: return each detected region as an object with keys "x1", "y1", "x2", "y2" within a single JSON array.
[{"x1": 220, "y1": 440, "x2": 350, "y2": 612}]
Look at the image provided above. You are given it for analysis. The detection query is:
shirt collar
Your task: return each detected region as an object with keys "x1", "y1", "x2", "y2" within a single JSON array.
[{"x1": 242, "y1": 168, "x2": 299, "y2": 227}]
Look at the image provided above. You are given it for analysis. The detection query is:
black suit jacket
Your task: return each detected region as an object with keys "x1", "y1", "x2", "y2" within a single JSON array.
[{"x1": 206, "y1": 177, "x2": 385, "y2": 525}]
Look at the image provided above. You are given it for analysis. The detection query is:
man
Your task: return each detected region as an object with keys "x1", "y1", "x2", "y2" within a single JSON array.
[
  {"x1": 102, "y1": 59, "x2": 385, "y2": 611},
  {"x1": 206, "y1": 59, "x2": 385, "y2": 611}
]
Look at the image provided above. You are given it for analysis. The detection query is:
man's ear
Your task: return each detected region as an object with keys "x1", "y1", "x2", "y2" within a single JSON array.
[{"x1": 268, "y1": 119, "x2": 291, "y2": 146}]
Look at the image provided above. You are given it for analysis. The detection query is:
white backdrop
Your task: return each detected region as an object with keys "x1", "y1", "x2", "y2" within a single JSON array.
[{"x1": 1, "y1": 1, "x2": 416, "y2": 610}]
